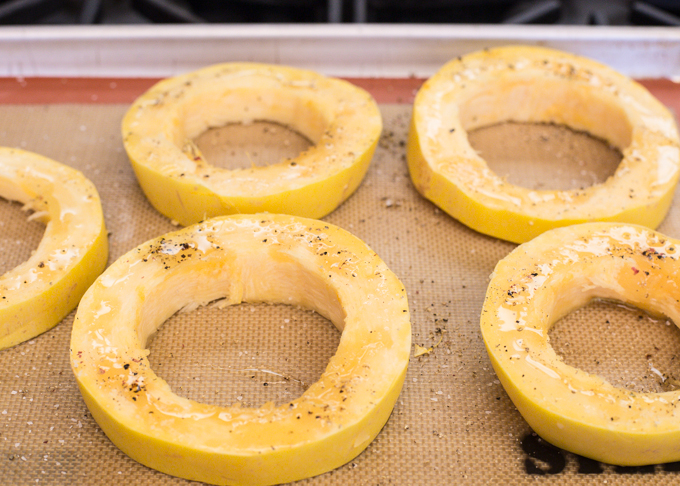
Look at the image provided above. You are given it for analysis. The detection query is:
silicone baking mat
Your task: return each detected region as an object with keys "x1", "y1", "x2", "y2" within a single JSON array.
[{"x1": 1, "y1": 77, "x2": 680, "y2": 485}]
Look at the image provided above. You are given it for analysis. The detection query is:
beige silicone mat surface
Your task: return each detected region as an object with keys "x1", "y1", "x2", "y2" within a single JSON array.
[{"x1": 2, "y1": 99, "x2": 680, "y2": 486}]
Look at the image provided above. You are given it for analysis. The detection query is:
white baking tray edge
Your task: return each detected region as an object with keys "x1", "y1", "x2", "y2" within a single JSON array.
[{"x1": 0, "y1": 23, "x2": 677, "y2": 79}]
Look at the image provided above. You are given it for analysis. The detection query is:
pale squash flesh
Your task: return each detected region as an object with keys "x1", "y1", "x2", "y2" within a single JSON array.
[
  {"x1": 481, "y1": 222, "x2": 680, "y2": 465},
  {"x1": 0, "y1": 148, "x2": 108, "y2": 349},
  {"x1": 70, "y1": 214, "x2": 411, "y2": 486},
  {"x1": 408, "y1": 45, "x2": 680, "y2": 243},
  {"x1": 122, "y1": 63, "x2": 382, "y2": 226}
]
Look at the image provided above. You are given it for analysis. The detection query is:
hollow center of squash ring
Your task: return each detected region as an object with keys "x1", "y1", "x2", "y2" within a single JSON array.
[
  {"x1": 147, "y1": 301, "x2": 340, "y2": 408},
  {"x1": 468, "y1": 122, "x2": 622, "y2": 191},
  {"x1": 176, "y1": 88, "x2": 330, "y2": 162},
  {"x1": 0, "y1": 196, "x2": 46, "y2": 276},
  {"x1": 136, "y1": 245, "x2": 346, "y2": 403},
  {"x1": 193, "y1": 120, "x2": 313, "y2": 170},
  {"x1": 458, "y1": 77, "x2": 632, "y2": 189},
  {"x1": 550, "y1": 299, "x2": 680, "y2": 394}
]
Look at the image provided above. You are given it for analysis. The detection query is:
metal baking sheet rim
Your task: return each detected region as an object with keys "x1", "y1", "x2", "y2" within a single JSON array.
[{"x1": 0, "y1": 23, "x2": 679, "y2": 79}]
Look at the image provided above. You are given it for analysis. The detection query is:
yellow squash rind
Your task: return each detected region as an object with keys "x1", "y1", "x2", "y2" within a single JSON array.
[
  {"x1": 0, "y1": 148, "x2": 108, "y2": 349},
  {"x1": 481, "y1": 222, "x2": 680, "y2": 465},
  {"x1": 70, "y1": 213, "x2": 410, "y2": 486},
  {"x1": 408, "y1": 45, "x2": 680, "y2": 243},
  {"x1": 122, "y1": 63, "x2": 382, "y2": 226}
]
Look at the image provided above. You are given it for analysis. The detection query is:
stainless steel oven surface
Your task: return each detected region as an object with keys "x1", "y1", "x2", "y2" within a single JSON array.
[{"x1": 1, "y1": 0, "x2": 678, "y2": 25}]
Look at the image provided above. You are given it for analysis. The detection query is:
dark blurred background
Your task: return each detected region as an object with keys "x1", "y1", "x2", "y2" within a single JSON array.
[{"x1": 0, "y1": 0, "x2": 679, "y2": 25}]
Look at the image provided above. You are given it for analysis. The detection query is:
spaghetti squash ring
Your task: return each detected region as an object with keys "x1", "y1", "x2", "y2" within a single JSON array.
[
  {"x1": 408, "y1": 45, "x2": 680, "y2": 243},
  {"x1": 122, "y1": 63, "x2": 382, "y2": 226},
  {"x1": 0, "y1": 148, "x2": 108, "y2": 349},
  {"x1": 482, "y1": 222, "x2": 680, "y2": 465},
  {"x1": 70, "y1": 213, "x2": 410, "y2": 486}
]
